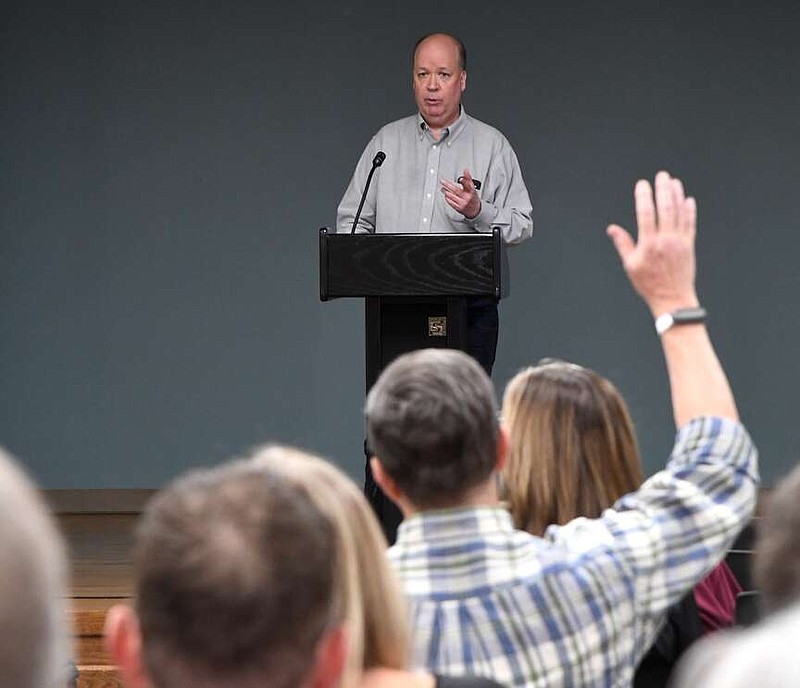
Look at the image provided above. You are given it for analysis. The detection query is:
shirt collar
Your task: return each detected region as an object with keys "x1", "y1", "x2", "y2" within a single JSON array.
[
  {"x1": 417, "y1": 106, "x2": 468, "y2": 142},
  {"x1": 396, "y1": 505, "x2": 515, "y2": 544}
]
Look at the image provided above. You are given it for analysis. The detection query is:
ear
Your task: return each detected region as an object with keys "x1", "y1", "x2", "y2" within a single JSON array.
[
  {"x1": 495, "y1": 425, "x2": 509, "y2": 472},
  {"x1": 104, "y1": 604, "x2": 151, "y2": 688},
  {"x1": 370, "y1": 457, "x2": 402, "y2": 504},
  {"x1": 371, "y1": 457, "x2": 417, "y2": 516},
  {"x1": 460, "y1": 69, "x2": 467, "y2": 92},
  {"x1": 307, "y1": 624, "x2": 348, "y2": 688}
]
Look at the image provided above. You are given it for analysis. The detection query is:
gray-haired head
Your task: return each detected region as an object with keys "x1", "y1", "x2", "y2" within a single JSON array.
[
  {"x1": 365, "y1": 348, "x2": 500, "y2": 508},
  {"x1": 673, "y1": 601, "x2": 800, "y2": 688},
  {"x1": 0, "y1": 447, "x2": 70, "y2": 688}
]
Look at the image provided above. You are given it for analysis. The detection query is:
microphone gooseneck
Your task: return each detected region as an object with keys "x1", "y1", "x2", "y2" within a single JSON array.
[{"x1": 350, "y1": 151, "x2": 387, "y2": 234}]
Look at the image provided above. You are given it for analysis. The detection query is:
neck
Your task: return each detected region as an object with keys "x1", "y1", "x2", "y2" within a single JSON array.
[
  {"x1": 402, "y1": 476, "x2": 500, "y2": 517},
  {"x1": 457, "y1": 477, "x2": 501, "y2": 508},
  {"x1": 422, "y1": 119, "x2": 448, "y2": 141},
  {"x1": 422, "y1": 107, "x2": 461, "y2": 141},
  {"x1": 362, "y1": 669, "x2": 434, "y2": 688}
]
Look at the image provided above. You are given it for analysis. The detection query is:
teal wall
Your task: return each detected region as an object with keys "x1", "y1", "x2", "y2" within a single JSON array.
[{"x1": 2, "y1": 1, "x2": 798, "y2": 487}]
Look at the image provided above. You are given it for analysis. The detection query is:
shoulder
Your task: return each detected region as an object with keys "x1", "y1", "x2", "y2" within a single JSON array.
[
  {"x1": 374, "y1": 114, "x2": 419, "y2": 139},
  {"x1": 463, "y1": 113, "x2": 514, "y2": 148},
  {"x1": 488, "y1": 529, "x2": 634, "y2": 599}
]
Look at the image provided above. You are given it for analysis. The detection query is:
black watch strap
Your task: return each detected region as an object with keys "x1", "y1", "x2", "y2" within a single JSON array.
[{"x1": 654, "y1": 307, "x2": 707, "y2": 335}]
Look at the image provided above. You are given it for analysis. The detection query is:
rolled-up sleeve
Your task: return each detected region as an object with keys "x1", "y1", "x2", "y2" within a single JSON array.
[
  {"x1": 548, "y1": 417, "x2": 758, "y2": 626},
  {"x1": 469, "y1": 139, "x2": 533, "y2": 245}
]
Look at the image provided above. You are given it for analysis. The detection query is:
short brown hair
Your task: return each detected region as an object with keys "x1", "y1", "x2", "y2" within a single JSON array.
[
  {"x1": 134, "y1": 451, "x2": 339, "y2": 688},
  {"x1": 754, "y1": 463, "x2": 800, "y2": 614},
  {"x1": 366, "y1": 349, "x2": 500, "y2": 508},
  {"x1": 501, "y1": 360, "x2": 643, "y2": 536}
]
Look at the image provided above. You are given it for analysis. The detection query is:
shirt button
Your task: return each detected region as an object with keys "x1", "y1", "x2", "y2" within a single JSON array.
[
  {"x1": 423, "y1": 217, "x2": 428, "y2": 223},
  {"x1": 427, "y1": 193, "x2": 432, "y2": 198},
  {"x1": 430, "y1": 168, "x2": 435, "y2": 174}
]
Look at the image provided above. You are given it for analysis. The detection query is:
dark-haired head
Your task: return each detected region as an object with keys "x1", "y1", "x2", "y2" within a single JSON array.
[{"x1": 366, "y1": 348, "x2": 499, "y2": 508}]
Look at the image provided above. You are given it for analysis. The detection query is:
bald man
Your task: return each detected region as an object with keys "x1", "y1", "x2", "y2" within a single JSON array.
[
  {"x1": 337, "y1": 32, "x2": 533, "y2": 377},
  {"x1": 338, "y1": 33, "x2": 533, "y2": 539}
]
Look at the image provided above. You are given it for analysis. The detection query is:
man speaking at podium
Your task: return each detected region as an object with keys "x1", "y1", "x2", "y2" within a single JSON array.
[{"x1": 336, "y1": 32, "x2": 533, "y2": 376}]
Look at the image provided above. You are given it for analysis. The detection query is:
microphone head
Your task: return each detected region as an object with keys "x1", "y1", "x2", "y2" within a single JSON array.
[{"x1": 373, "y1": 151, "x2": 386, "y2": 167}]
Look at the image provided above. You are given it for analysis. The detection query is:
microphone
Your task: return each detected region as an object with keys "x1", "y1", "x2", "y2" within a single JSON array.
[{"x1": 350, "y1": 151, "x2": 386, "y2": 234}]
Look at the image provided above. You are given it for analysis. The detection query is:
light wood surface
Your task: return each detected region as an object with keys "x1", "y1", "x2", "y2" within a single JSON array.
[{"x1": 59, "y1": 508, "x2": 137, "y2": 686}]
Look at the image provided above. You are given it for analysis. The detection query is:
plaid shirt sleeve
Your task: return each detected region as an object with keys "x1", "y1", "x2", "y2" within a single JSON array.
[{"x1": 546, "y1": 416, "x2": 758, "y2": 636}]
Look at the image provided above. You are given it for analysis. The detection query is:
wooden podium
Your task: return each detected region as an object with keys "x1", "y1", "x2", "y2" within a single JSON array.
[{"x1": 319, "y1": 227, "x2": 506, "y2": 541}]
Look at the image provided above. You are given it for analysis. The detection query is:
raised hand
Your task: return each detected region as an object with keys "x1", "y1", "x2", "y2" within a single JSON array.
[{"x1": 607, "y1": 171, "x2": 699, "y2": 317}]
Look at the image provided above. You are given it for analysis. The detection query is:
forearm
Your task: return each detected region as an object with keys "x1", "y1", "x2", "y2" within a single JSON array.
[
  {"x1": 549, "y1": 418, "x2": 758, "y2": 627},
  {"x1": 660, "y1": 323, "x2": 738, "y2": 427},
  {"x1": 470, "y1": 201, "x2": 533, "y2": 244},
  {"x1": 467, "y1": 143, "x2": 533, "y2": 244}
]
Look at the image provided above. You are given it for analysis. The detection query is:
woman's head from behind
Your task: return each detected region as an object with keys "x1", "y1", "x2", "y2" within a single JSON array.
[
  {"x1": 501, "y1": 359, "x2": 643, "y2": 536},
  {"x1": 250, "y1": 446, "x2": 409, "y2": 680}
]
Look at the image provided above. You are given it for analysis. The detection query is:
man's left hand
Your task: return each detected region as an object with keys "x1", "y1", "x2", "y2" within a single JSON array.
[{"x1": 441, "y1": 169, "x2": 481, "y2": 220}]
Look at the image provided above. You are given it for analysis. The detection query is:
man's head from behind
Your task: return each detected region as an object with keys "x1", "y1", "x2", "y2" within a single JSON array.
[
  {"x1": 366, "y1": 348, "x2": 501, "y2": 510},
  {"x1": 754, "y1": 462, "x2": 800, "y2": 615},
  {"x1": 0, "y1": 447, "x2": 70, "y2": 688},
  {"x1": 106, "y1": 450, "x2": 347, "y2": 688}
]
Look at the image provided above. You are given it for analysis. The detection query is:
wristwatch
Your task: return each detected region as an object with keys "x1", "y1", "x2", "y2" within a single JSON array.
[{"x1": 654, "y1": 307, "x2": 707, "y2": 335}]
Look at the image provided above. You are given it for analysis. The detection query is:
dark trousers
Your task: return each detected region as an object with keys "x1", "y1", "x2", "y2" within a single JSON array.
[
  {"x1": 366, "y1": 297, "x2": 499, "y2": 544},
  {"x1": 465, "y1": 296, "x2": 500, "y2": 377}
]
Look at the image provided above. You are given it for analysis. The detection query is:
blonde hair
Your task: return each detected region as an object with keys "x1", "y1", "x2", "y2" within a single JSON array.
[
  {"x1": 250, "y1": 447, "x2": 410, "y2": 682},
  {"x1": 501, "y1": 361, "x2": 643, "y2": 536}
]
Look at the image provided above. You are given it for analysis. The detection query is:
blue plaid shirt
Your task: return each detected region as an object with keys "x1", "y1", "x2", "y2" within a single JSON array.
[{"x1": 389, "y1": 417, "x2": 758, "y2": 688}]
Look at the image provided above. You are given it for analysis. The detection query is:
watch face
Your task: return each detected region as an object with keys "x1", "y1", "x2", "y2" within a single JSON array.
[{"x1": 655, "y1": 313, "x2": 675, "y2": 335}]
